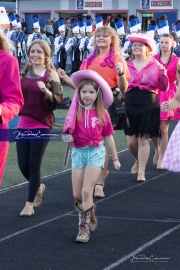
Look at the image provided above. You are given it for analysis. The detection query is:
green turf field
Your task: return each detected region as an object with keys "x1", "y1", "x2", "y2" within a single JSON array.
[{"x1": 0, "y1": 85, "x2": 127, "y2": 189}]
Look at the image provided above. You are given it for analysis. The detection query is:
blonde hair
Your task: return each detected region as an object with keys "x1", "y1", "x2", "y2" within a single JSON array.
[
  {"x1": 77, "y1": 79, "x2": 106, "y2": 125},
  {"x1": 87, "y1": 26, "x2": 120, "y2": 67},
  {"x1": 92, "y1": 26, "x2": 120, "y2": 53},
  {"x1": 20, "y1": 40, "x2": 51, "y2": 89},
  {"x1": 0, "y1": 29, "x2": 10, "y2": 53}
]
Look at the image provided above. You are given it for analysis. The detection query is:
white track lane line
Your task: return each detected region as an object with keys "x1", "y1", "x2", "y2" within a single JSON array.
[
  {"x1": 102, "y1": 224, "x2": 180, "y2": 270},
  {"x1": 0, "y1": 171, "x2": 170, "y2": 243},
  {"x1": 68, "y1": 214, "x2": 180, "y2": 224},
  {"x1": 0, "y1": 210, "x2": 74, "y2": 243}
]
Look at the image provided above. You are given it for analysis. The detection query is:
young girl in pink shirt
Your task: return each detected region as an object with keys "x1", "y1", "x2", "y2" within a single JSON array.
[{"x1": 62, "y1": 70, "x2": 121, "y2": 243}]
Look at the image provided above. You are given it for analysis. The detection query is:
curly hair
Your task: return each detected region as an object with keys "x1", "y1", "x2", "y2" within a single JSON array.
[
  {"x1": 87, "y1": 26, "x2": 120, "y2": 68},
  {"x1": 20, "y1": 40, "x2": 51, "y2": 89},
  {"x1": 0, "y1": 29, "x2": 10, "y2": 53}
]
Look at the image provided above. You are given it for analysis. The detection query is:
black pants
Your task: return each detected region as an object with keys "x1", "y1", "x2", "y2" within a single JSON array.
[
  {"x1": 16, "y1": 140, "x2": 49, "y2": 202},
  {"x1": 58, "y1": 57, "x2": 67, "y2": 70},
  {"x1": 71, "y1": 59, "x2": 81, "y2": 74}
]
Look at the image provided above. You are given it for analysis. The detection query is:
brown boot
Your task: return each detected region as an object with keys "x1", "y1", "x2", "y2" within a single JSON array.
[
  {"x1": 90, "y1": 204, "x2": 98, "y2": 232},
  {"x1": 76, "y1": 207, "x2": 92, "y2": 243},
  {"x1": 74, "y1": 202, "x2": 98, "y2": 232}
]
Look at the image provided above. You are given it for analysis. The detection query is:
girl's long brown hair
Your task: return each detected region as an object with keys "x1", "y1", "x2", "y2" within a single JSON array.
[
  {"x1": 20, "y1": 40, "x2": 51, "y2": 89},
  {"x1": 77, "y1": 79, "x2": 107, "y2": 125},
  {"x1": 159, "y1": 33, "x2": 174, "y2": 69}
]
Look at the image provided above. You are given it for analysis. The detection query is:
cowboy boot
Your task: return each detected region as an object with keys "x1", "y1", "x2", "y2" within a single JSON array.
[
  {"x1": 90, "y1": 204, "x2": 98, "y2": 232},
  {"x1": 76, "y1": 206, "x2": 92, "y2": 243},
  {"x1": 94, "y1": 144, "x2": 109, "y2": 198},
  {"x1": 74, "y1": 202, "x2": 98, "y2": 232}
]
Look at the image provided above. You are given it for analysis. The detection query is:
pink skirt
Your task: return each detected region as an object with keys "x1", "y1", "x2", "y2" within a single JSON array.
[{"x1": 162, "y1": 121, "x2": 180, "y2": 172}]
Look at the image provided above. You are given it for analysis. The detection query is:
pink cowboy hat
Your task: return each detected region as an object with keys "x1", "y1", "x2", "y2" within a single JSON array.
[
  {"x1": 127, "y1": 32, "x2": 155, "y2": 52},
  {"x1": 71, "y1": 70, "x2": 113, "y2": 107}
]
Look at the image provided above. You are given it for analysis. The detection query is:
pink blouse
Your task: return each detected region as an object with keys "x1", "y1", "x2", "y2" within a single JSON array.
[{"x1": 126, "y1": 58, "x2": 169, "y2": 94}]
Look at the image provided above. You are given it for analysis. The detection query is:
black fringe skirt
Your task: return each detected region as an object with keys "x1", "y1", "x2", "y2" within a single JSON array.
[{"x1": 124, "y1": 88, "x2": 161, "y2": 138}]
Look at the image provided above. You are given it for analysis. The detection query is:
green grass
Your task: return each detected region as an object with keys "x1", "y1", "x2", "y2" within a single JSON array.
[{"x1": 0, "y1": 85, "x2": 127, "y2": 189}]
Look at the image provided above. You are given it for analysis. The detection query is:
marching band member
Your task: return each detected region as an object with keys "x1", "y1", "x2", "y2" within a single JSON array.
[
  {"x1": 174, "y1": 20, "x2": 180, "y2": 57},
  {"x1": 70, "y1": 19, "x2": 81, "y2": 74},
  {"x1": 26, "y1": 17, "x2": 43, "y2": 49},
  {"x1": 16, "y1": 19, "x2": 26, "y2": 66},
  {"x1": 146, "y1": 20, "x2": 157, "y2": 56},
  {"x1": 85, "y1": 16, "x2": 94, "y2": 55},
  {"x1": 78, "y1": 17, "x2": 86, "y2": 62},
  {"x1": 6, "y1": 13, "x2": 18, "y2": 55},
  {"x1": 115, "y1": 16, "x2": 126, "y2": 49},
  {"x1": 95, "y1": 13, "x2": 103, "y2": 29},
  {"x1": 54, "y1": 18, "x2": 68, "y2": 69}
]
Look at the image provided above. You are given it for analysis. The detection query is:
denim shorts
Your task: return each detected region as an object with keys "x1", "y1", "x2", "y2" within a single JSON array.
[{"x1": 71, "y1": 142, "x2": 105, "y2": 169}]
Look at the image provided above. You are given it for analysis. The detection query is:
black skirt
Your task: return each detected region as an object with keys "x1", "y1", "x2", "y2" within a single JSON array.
[{"x1": 124, "y1": 88, "x2": 161, "y2": 138}]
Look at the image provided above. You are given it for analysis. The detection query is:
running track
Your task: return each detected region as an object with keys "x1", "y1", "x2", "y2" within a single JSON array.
[{"x1": 0, "y1": 121, "x2": 179, "y2": 270}]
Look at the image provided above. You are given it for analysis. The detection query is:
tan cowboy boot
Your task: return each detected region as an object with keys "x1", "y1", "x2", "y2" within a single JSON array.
[
  {"x1": 76, "y1": 207, "x2": 92, "y2": 243},
  {"x1": 74, "y1": 202, "x2": 98, "y2": 232}
]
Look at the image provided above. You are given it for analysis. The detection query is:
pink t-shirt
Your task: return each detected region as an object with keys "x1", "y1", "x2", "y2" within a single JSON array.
[{"x1": 72, "y1": 109, "x2": 114, "y2": 148}]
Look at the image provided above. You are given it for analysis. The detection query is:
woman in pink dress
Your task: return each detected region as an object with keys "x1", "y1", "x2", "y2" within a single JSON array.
[
  {"x1": 153, "y1": 33, "x2": 180, "y2": 169},
  {"x1": 0, "y1": 30, "x2": 24, "y2": 184}
]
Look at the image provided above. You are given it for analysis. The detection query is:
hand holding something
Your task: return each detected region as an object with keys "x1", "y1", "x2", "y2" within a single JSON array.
[
  {"x1": 37, "y1": 81, "x2": 47, "y2": 93},
  {"x1": 161, "y1": 101, "x2": 169, "y2": 112},
  {"x1": 113, "y1": 160, "x2": 121, "y2": 170},
  {"x1": 115, "y1": 62, "x2": 123, "y2": 74},
  {"x1": 62, "y1": 134, "x2": 74, "y2": 143}
]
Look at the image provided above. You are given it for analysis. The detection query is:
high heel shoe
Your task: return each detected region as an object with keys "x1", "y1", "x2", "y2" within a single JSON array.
[{"x1": 137, "y1": 173, "x2": 146, "y2": 182}]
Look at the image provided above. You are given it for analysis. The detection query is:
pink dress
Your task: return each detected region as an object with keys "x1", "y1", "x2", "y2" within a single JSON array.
[
  {"x1": 154, "y1": 54, "x2": 179, "y2": 120},
  {"x1": 162, "y1": 121, "x2": 180, "y2": 171},
  {"x1": 0, "y1": 50, "x2": 24, "y2": 183}
]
